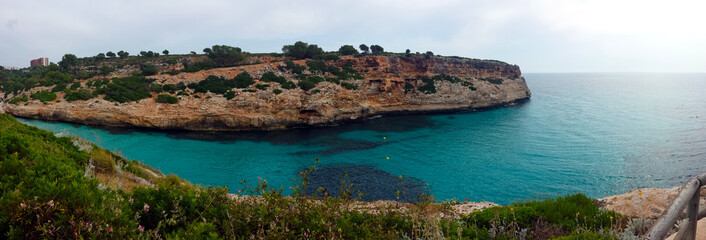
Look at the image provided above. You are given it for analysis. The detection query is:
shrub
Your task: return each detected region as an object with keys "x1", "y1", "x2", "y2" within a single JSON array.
[
  {"x1": 30, "y1": 90, "x2": 57, "y2": 102},
  {"x1": 404, "y1": 82, "x2": 414, "y2": 93},
  {"x1": 338, "y1": 45, "x2": 359, "y2": 55},
  {"x1": 462, "y1": 81, "x2": 477, "y2": 90},
  {"x1": 162, "y1": 83, "x2": 186, "y2": 92},
  {"x1": 282, "y1": 41, "x2": 323, "y2": 59},
  {"x1": 481, "y1": 78, "x2": 504, "y2": 84},
  {"x1": 224, "y1": 91, "x2": 235, "y2": 100},
  {"x1": 273, "y1": 89, "x2": 282, "y2": 94},
  {"x1": 341, "y1": 82, "x2": 358, "y2": 90},
  {"x1": 417, "y1": 76, "x2": 436, "y2": 94},
  {"x1": 282, "y1": 60, "x2": 306, "y2": 75},
  {"x1": 280, "y1": 81, "x2": 296, "y2": 89},
  {"x1": 64, "y1": 89, "x2": 94, "y2": 102},
  {"x1": 259, "y1": 72, "x2": 286, "y2": 84},
  {"x1": 298, "y1": 79, "x2": 316, "y2": 91},
  {"x1": 69, "y1": 82, "x2": 81, "y2": 90},
  {"x1": 189, "y1": 75, "x2": 233, "y2": 94},
  {"x1": 94, "y1": 76, "x2": 152, "y2": 103},
  {"x1": 206, "y1": 45, "x2": 246, "y2": 67},
  {"x1": 156, "y1": 94, "x2": 178, "y2": 104},
  {"x1": 306, "y1": 60, "x2": 328, "y2": 74},
  {"x1": 337, "y1": 64, "x2": 363, "y2": 80},
  {"x1": 325, "y1": 77, "x2": 340, "y2": 84},
  {"x1": 141, "y1": 64, "x2": 158, "y2": 76},
  {"x1": 8, "y1": 95, "x2": 28, "y2": 104},
  {"x1": 255, "y1": 84, "x2": 269, "y2": 90},
  {"x1": 150, "y1": 83, "x2": 163, "y2": 92},
  {"x1": 233, "y1": 72, "x2": 254, "y2": 88}
]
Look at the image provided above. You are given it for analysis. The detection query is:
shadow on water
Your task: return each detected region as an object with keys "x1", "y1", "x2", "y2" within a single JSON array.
[
  {"x1": 303, "y1": 164, "x2": 429, "y2": 203},
  {"x1": 164, "y1": 114, "x2": 438, "y2": 145}
]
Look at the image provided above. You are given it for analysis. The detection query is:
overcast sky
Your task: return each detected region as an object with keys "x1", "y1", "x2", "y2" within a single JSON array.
[{"x1": 1, "y1": 0, "x2": 705, "y2": 72}]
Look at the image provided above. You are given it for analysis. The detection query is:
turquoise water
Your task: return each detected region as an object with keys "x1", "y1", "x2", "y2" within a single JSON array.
[{"x1": 16, "y1": 73, "x2": 706, "y2": 205}]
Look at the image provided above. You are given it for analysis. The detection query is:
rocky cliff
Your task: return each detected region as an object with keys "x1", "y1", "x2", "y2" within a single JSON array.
[{"x1": 2, "y1": 55, "x2": 531, "y2": 131}]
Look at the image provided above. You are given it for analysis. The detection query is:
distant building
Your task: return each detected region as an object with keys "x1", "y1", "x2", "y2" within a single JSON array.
[
  {"x1": 30, "y1": 57, "x2": 49, "y2": 67},
  {"x1": 1, "y1": 66, "x2": 19, "y2": 70}
]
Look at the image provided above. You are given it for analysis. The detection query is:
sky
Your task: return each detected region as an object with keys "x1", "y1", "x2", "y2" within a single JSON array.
[{"x1": 1, "y1": 0, "x2": 705, "y2": 72}]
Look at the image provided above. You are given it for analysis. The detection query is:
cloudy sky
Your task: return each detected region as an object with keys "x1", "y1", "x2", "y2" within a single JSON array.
[{"x1": 1, "y1": 0, "x2": 705, "y2": 72}]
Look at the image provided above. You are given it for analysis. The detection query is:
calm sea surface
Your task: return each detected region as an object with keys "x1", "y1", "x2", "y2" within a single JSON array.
[{"x1": 17, "y1": 73, "x2": 706, "y2": 204}]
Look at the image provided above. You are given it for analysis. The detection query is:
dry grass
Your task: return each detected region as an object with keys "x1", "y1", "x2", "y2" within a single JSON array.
[{"x1": 90, "y1": 148, "x2": 115, "y2": 173}]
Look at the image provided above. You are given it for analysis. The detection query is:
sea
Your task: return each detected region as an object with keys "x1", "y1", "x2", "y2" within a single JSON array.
[{"x1": 16, "y1": 73, "x2": 706, "y2": 205}]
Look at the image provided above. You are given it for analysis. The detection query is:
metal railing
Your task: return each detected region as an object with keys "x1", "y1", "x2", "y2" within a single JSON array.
[{"x1": 646, "y1": 172, "x2": 706, "y2": 240}]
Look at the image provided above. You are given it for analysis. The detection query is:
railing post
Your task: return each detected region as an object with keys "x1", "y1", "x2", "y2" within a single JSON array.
[{"x1": 685, "y1": 184, "x2": 700, "y2": 240}]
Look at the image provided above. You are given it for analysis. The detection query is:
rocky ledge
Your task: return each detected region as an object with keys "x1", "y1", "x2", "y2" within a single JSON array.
[{"x1": 3, "y1": 55, "x2": 531, "y2": 131}]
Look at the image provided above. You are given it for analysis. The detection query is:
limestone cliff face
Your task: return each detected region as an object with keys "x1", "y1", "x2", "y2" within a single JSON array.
[{"x1": 3, "y1": 55, "x2": 531, "y2": 131}]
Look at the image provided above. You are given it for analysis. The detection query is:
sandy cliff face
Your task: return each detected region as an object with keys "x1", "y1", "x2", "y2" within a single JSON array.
[{"x1": 3, "y1": 55, "x2": 531, "y2": 131}]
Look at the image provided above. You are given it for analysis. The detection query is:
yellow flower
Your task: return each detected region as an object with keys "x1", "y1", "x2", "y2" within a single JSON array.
[
  {"x1": 638, "y1": 191, "x2": 642, "y2": 196},
  {"x1": 626, "y1": 201, "x2": 630, "y2": 205},
  {"x1": 510, "y1": 208, "x2": 514, "y2": 212},
  {"x1": 386, "y1": 157, "x2": 389, "y2": 160},
  {"x1": 610, "y1": 216, "x2": 613, "y2": 219},
  {"x1": 383, "y1": 137, "x2": 386, "y2": 140}
]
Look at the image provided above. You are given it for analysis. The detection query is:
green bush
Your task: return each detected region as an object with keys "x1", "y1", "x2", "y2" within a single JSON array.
[
  {"x1": 8, "y1": 95, "x2": 28, "y2": 104},
  {"x1": 69, "y1": 82, "x2": 81, "y2": 90},
  {"x1": 298, "y1": 79, "x2": 316, "y2": 91},
  {"x1": 64, "y1": 89, "x2": 94, "y2": 102},
  {"x1": 156, "y1": 94, "x2": 178, "y2": 104},
  {"x1": 255, "y1": 84, "x2": 269, "y2": 90},
  {"x1": 94, "y1": 76, "x2": 152, "y2": 103},
  {"x1": 233, "y1": 72, "x2": 254, "y2": 88},
  {"x1": 338, "y1": 45, "x2": 359, "y2": 55},
  {"x1": 404, "y1": 82, "x2": 414, "y2": 93},
  {"x1": 273, "y1": 89, "x2": 283, "y2": 95},
  {"x1": 259, "y1": 72, "x2": 287, "y2": 84},
  {"x1": 150, "y1": 83, "x2": 163, "y2": 92},
  {"x1": 481, "y1": 78, "x2": 504, "y2": 84},
  {"x1": 141, "y1": 64, "x2": 158, "y2": 76},
  {"x1": 189, "y1": 75, "x2": 233, "y2": 94},
  {"x1": 205, "y1": 45, "x2": 246, "y2": 67},
  {"x1": 224, "y1": 91, "x2": 235, "y2": 100},
  {"x1": 282, "y1": 60, "x2": 306, "y2": 75},
  {"x1": 462, "y1": 81, "x2": 477, "y2": 91},
  {"x1": 281, "y1": 41, "x2": 323, "y2": 59},
  {"x1": 306, "y1": 60, "x2": 328, "y2": 74},
  {"x1": 341, "y1": 82, "x2": 358, "y2": 90},
  {"x1": 162, "y1": 83, "x2": 186, "y2": 92},
  {"x1": 280, "y1": 81, "x2": 296, "y2": 89},
  {"x1": 30, "y1": 90, "x2": 57, "y2": 102},
  {"x1": 337, "y1": 64, "x2": 363, "y2": 80},
  {"x1": 417, "y1": 76, "x2": 436, "y2": 94}
]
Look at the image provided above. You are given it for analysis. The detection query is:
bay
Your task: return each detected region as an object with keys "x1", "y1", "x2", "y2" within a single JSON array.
[{"x1": 17, "y1": 73, "x2": 706, "y2": 205}]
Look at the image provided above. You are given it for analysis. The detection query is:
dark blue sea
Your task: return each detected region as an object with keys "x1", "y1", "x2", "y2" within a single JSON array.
[{"x1": 18, "y1": 73, "x2": 706, "y2": 205}]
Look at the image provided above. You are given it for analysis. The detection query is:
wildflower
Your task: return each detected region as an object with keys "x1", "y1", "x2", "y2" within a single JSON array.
[
  {"x1": 626, "y1": 201, "x2": 630, "y2": 205},
  {"x1": 610, "y1": 216, "x2": 613, "y2": 220},
  {"x1": 511, "y1": 208, "x2": 514, "y2": 212},
  {"x1": 383, "y1": 136, "x2": 386, "y2": 139},
  {"x1": 19, "y1": 203, "x2": 26, "y2": 209},
  {"x1": 638, "y1": 191, "x2": 643, "y2": 196},
  {"x1": 386, "y1": 157, "x2": 389, "y2": 160},
  {"x1": 48, "y1": 200, "x2": 54, "y2": 207},
  {"x1": 129, "y1": 197, "x2": 133, "y2": 204},
  {"x1": 139, "y1": 225, "x2": 145, "y2": 232},
  {"x1": 195, "y1": 193, "x2": 200, "y2": 198},
  {"x1": 202, "y1": 218, "x2": 206, "y2": 222},
  {"x1": 109, "y1": 227, "x2": 113, "y2": 233},
  {"x1": 144, "y1": 204, "x2": 149, "y2": 212},
  {"x1": 250, "y1": 234, "x2": 255, "y2": 239}
]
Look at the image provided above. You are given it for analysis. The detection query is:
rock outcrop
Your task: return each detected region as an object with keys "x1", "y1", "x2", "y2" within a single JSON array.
[{"x1": 2, "y1": 55, "x2": 531, "y2": 131}]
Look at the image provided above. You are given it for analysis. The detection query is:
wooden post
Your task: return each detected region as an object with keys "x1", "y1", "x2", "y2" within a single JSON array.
[
  {"x1": 646, "y1": 178, "x2": 701, "y2": 240},
  {"x1": 685, "y1": 186, "x2": 700, "y2": 240}
]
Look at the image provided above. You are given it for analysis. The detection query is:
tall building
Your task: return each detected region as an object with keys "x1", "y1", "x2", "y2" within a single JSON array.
[{"x1": 30, "y1": 57, "x2": 49, "y2": 67}]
